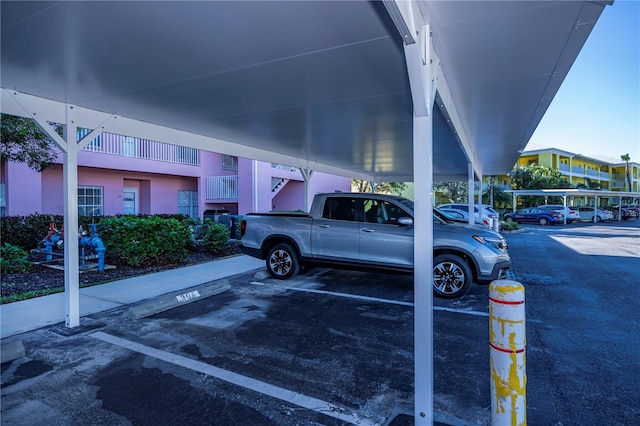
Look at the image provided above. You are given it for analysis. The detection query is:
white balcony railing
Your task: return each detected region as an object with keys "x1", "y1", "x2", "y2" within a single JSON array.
[
  {"x1": 206, "y1": 176, "x2": 238, "y2": 200},
  {"x1": 572, "y1": 166, "x2": 584, "y2": 174},
  {"x1": 559, "y1": 164, "x2": 569, "y2": 172},
  {"x1": 600, "y1": 171, "x2": 609, "y2": 179},
  {"x1": 79, "y1": 129, "x2": 199, "y2": 166}
]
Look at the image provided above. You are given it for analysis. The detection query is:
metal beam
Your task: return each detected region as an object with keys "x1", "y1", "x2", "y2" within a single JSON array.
[
  {"x1": 1, "y1": 89, "x2": 371, "y2": 181},
  {"x1": 405, "y1": 18, "x2": 435, "y2": 424},
  {"x1": 62, "y1": 104, "x2": 80, "y2": 328}
]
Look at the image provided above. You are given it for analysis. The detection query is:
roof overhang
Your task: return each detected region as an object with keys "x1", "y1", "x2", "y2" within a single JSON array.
[
  {"x1": 1, "y1": 1, "x2": 610, "y2": 181},
  {"x1": 506, "y1": 189, "x2": 639, "y2": 199}
]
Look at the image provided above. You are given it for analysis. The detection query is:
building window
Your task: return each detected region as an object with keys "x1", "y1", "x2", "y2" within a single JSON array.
[
  {"x1": 178, "y1": 190, "x2": 198, "y2": 219},
  {"x1": 222, "y1": 155, "x2": 238, "y2": 171},
  {"x1": 78, "y1": 186, "x2": 103, "y2": 216},
  {"x1": 0, "y1": 181, "x2": 5, "y2": 217}
]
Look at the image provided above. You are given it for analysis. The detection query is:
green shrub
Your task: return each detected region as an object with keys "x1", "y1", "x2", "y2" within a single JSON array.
[
  {"x1": 0, "y1": 243, "x2": 31, "y2": 273},
  {"x1": 98, "y1": 216, "x2": 192, "y2": 267},
  {"x1": 200, "y1": 219, "x2": 230, "y2": 255},
  {"x1": 500, "y1": 220, "x2": 519, "y2": 231},
  {"x1": 0, "y1": 213, "x2": 101, "y2": 250}
]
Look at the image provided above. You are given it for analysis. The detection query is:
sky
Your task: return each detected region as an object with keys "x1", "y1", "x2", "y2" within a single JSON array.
[{"x1": 525, "y1": 0, "x2": 640, "y2": 164}]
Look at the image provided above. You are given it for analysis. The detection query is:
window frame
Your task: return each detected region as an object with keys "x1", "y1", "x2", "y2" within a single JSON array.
[{"x1": 77, "y1": 185, "x2": 103, "y2": 216}]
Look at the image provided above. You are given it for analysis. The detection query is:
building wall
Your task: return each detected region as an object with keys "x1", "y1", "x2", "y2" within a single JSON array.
[
  {"x1": 1, "y1": 141, "x2": 354, "y2": 218},
  {"x1": 40, "y1": 166, "x2": 198, "y2": 216},
  {"x1": 2, "y1": 161, "x2": 43, "y2": 215}
]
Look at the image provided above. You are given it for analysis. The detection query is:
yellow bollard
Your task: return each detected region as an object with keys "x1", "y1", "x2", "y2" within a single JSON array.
[{"x1": 489, "y1": 280, "x2": 526, "y2": 426}]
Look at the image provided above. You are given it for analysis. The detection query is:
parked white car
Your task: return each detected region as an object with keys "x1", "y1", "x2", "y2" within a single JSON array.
[
  {"x1": 437, "y1": 203, "x2": 499, "y2": 227},
  {"x1": 438, "y1": 208, "x2": 489, "y2": 227},
  {"x1": 576, "y1": 207, "x2": 614, "y2": 222},
  {"x1": 537, "y1": 205, "x2": 581, "y2": 224}
]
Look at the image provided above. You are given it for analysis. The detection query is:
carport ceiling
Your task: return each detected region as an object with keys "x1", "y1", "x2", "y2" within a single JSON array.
[{"x1": 1, "y1": 1, "x2": 608, "y2": 181}]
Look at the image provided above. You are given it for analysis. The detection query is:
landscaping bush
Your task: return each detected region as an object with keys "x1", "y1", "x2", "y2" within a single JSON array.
[
  {"x1": 0, "y1": 213, "x2": 101, "y2": 250},
  {"x1": 200, "y1": 219, "x2": 230, "y2": 255},
  {"x1": 0, "y1": 242, "x2": 31, "y2": 273},
  {"x1": 500, "y1": 220, "x2": 519, "y2": 231},
  {"x1": 98, "y1": 216, "x2": 192, "y2": 267}
]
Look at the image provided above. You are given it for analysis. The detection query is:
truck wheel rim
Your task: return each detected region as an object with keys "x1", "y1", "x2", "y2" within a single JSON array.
[
  {"x1": 270, "y1": 249, "x2": 292, "y2": 276},
  {"x1": 433, "y1": 262, "x2": 465, "y2": 294}
]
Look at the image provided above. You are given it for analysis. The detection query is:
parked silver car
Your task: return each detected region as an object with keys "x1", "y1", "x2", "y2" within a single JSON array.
[
  {"x1": 576, "y1": 207, "x2": 614, "y2": 222},
  {"x1": 436, "y1": 203, "x2": 499, "y2": 226}
]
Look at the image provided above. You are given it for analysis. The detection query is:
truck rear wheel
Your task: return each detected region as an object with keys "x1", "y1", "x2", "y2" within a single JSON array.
[
  {"x1": 433, "y1": 254, "x2": 472, "y2": 298},
  {"x1": 266, "y1": 243, "x2": 300, "y2": 279}
]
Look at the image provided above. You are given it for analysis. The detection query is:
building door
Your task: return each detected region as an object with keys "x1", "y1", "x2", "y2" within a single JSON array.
[{"x1": 123, "y1": 187, "x2": 138, "y2": 215}]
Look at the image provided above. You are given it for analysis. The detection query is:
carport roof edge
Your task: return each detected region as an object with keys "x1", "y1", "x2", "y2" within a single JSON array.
[{"x1": 0, "y1": 0, "x2": 610, "y2": 181}]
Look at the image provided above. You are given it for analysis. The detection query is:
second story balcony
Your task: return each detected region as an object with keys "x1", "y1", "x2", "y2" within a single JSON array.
[
  {"x1": 79, "y1": 129, "x2": 199, "y2": 166},
  {"x1": 571, "y1": 165, "x2": 584, "y2": 174},
  {"x1": 206, "y1": 176, "x2": 238, "y2": 200}
]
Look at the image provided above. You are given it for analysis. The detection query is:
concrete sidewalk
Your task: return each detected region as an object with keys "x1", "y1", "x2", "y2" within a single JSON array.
[{"x1": 1, "y1": 255, "x2": 264, "y2": 339}]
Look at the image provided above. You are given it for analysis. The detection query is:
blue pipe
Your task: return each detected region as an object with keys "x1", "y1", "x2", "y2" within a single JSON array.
[
  {"x1": 44, "y1": 240, "x2": 54, "y2": 261},
  {"x1": 79, "y1": 224, "x2": 106, "y2": 271}
]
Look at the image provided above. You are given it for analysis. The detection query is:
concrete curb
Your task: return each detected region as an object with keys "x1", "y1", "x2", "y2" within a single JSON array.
[
  {"x1": 127, "y1": 280, "x2": 231, "y2": 319},
  {"x1": 1, "y1": 340, "x2": 25, "y2": 364}
]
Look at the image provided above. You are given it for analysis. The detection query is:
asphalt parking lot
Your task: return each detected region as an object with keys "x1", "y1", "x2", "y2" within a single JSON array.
[{"x1": 1, "y1": 219, "x2": 638, "y2": 425}]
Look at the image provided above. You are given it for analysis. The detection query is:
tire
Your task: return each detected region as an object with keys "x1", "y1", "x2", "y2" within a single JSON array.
[
  {"x1": 538, "y1": 217, "x2": 548, "y2": 226},
  {"x1": 505, "y1": 217, "x2": 514, "y2": 223},
  {"x1": 266, "y1": 243, "x2": 300, "y2": 279},
  {"x1": 594, "y1": 216, "x2": 601, "y2": 223},
  {"x1": 433, "y1": 254, "x2": 473, "y2": 299}
]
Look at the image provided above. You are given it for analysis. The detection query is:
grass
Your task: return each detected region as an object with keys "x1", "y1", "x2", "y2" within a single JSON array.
[
  {"x1": 0, "y1": 279, "x2": 122, "y2": 304},
  {"x1": 0, "y1": 287, "x2": 64, "y2": 304}
]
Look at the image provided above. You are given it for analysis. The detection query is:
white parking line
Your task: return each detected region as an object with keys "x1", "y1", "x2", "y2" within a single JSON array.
[
  {"x1": 91, "y1": 331, "x2": 375, "y2": 426},
  {"x1": 251, "y1": 282, "x2": 490, "y2": 318}
]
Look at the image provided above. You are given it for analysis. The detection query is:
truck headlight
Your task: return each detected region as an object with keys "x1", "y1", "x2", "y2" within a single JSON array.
[{"x1": 473, "y1": 235, "x2": 508, "y2": 251}]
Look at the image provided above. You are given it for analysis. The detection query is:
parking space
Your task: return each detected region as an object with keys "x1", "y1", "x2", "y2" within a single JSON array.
[{"x1": 2, "y1": 219, "x2": 638, "y2": 425}]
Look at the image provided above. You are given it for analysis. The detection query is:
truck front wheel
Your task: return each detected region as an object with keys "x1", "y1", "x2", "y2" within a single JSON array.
[
  {"x1": 266, "y1": 243, "x2": 300, "y2": 279},
  {"x1": 433, "y1": 254, "x2": 472, "y2": 298}
]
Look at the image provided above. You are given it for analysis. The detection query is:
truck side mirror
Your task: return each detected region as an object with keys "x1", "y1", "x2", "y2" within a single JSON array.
[{"x1": 398, "y1": 217, "x2": 413, "y2": 226}]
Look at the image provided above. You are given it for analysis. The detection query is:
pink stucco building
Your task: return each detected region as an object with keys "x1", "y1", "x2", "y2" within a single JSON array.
[{"x1": 0, "y1": 130, "x2": 351, "y2": 218}]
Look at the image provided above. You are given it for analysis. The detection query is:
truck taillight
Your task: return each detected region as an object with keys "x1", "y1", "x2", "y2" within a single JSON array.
[{"x1": 240, "y1": 220, "x2": 247, "y2": 237}]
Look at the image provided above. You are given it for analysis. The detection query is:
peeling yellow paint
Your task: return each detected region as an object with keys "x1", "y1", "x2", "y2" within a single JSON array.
[{"x1": 489, "y1": 280, "x2": 527, "y2": 425}]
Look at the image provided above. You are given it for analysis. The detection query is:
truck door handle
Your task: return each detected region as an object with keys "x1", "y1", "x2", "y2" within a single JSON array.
[
  {"x1": 318, "y1": 224, "x2": 330, "y2": 228},
  {"x1": 361, "y1": 228, "x2": 375, "y2": 233}
]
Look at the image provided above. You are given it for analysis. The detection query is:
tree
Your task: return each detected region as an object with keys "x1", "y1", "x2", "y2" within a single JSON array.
[
  {"x1": 621, "y1": 153, "x2": 632, "y2": 192},
  {"x1": 575, "y1": 177, "x2": 601, "y2": 190},
  {"x1": 0, "y1": 114, "x2": 59, "y2": 172},
  {"x1": 509, "y1": 164, "x2": 572, "y2": 207},
  {"x1": 351, "y1": 179, "x2": 407, "y2": 195},
  {"x1": 434, "y1": 181, "x2": 468, "y2": 204},
  {"x1": 509, "y1": 164, "x2": 571, "y2": 190},
  {"x1": 482, "y1": 182, "x2": 511, "y2": 208}
]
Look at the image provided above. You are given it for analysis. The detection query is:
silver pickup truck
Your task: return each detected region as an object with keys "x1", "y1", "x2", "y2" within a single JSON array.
[{"x1": 240, "y1": 192, "x2": 510, "y2": 298}]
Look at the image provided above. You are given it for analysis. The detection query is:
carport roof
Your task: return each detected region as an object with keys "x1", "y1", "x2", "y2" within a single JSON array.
[
  {"x1": 0, "y1": 1, "x2": 610, "y2": 181},
  {"x1": 506, "y1": 189, "x2": 640, "y2": 199}
]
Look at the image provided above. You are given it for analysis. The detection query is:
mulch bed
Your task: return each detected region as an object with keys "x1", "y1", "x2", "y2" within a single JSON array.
[{"x1": 1, "y1": 243, "x2": 241, "y2": 302}]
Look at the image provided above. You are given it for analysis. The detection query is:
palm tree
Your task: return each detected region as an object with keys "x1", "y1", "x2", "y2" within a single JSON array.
[
  {"x1": 621, "y1": 153, "x2": 632, "y2": 192},
  {"x1": 575, "y1": 177, "x2": 601, "y2": 190}
]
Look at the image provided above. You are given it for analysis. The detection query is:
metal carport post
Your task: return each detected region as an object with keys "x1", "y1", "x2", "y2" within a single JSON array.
[
  {"x1": 391, "y1": 1, "x2": 437, "y2": 419},
  {"x1": 5, "y1": 90, "x2": 118, "y2": 328}
]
